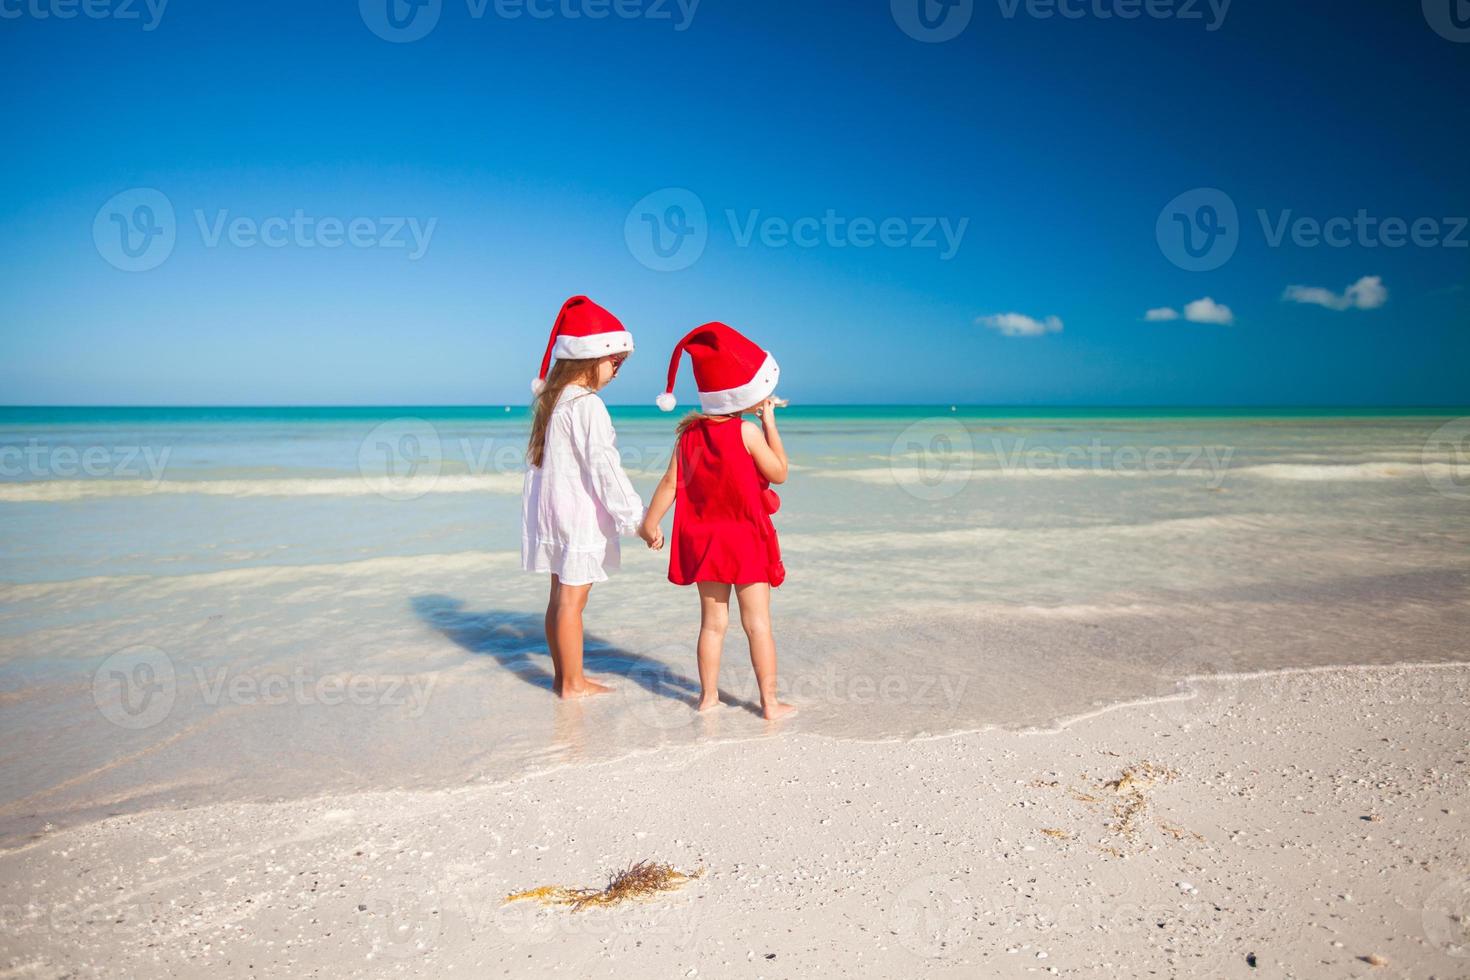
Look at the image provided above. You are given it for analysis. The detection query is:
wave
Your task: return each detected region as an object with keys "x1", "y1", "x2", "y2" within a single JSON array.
[
  {"x1": 810, "y1": 466, "x2": 1221, "y2": 486},
  {"x1": 788, "y1": 513, "x2": 1281, "y2": 556},
  {"x1": 0, "y1": 472, "x2": 526, "y2": 503},
  {"x1": 815, "y1": 460, "x2": 1468, "y2": 486},
  {"x1": 0, "y1": 549, "x2": 514, "y2": 599},
  {"x1": 1236, "y1": 462, "x2": 1470, "y2": 482}
]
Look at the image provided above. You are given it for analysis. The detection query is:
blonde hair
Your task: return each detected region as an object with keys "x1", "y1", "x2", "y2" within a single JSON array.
[
  {"x1": 526, "y1": 358, "x2": 600, "y2": 468},
  {"x1": 674, "y1": 410, "x2": 745, "y2": 438}
]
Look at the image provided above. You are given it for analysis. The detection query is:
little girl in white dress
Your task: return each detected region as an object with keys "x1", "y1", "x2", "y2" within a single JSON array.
[{"x1": 521, "y1": 296, "x2": 657, "y2": 698}]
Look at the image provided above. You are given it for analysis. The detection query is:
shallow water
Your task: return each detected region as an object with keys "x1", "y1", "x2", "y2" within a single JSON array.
[{"x1": 2, "y1": 406, "x2": 1468, "y2": 844}]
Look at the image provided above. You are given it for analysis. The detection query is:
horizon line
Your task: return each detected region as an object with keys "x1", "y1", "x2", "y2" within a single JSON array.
[{"x1": 4, "y1": 403, "x2": 1469, "y2": 411}]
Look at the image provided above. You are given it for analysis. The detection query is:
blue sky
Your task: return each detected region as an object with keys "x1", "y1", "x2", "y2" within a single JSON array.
[{"x1": 1, "y1": 0, "x2": 1466, "y2": 406}]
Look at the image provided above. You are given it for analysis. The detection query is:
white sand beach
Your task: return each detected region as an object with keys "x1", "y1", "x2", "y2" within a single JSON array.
[{"x1": 4, "y1": 665, "x2": 1467, "y2": 978}]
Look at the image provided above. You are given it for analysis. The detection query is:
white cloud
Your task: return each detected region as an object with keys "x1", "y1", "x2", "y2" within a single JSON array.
[
  {"x1": 1144, "y1": 307, "x2": 1180, "y2": 321},
  {"x1": 1183, "y1": 297, "x2": 1235, "y2": 325},
  {"x1": 1282, "y1": 275, "x2": 1388, "y2": 311},
  {"x1": 977, "y1": 312, "x2": 1063, "y2": 337}
]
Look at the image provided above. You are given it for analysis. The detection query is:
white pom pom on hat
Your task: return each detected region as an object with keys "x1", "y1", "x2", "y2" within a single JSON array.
[
  {"x1": 655, "y1": 392, "x2": 677, "y2": 412},
  {"x1": 531, "y1": 378, "x2": 546, "y2": 396}
]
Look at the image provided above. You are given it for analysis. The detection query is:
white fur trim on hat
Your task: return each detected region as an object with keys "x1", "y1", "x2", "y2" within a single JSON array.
[
  {"x1": 531, "y1": 378, "x2": 546, "y2": 395},
  {"x1": 552, "y1": 330, "x2": 634, "y2": 361},
  {"x1": 698, "y1": 353, "x2": 780, "y2": 415},
  {"x1": 656, "y1": 392, "x2": 677, "y2": 412}
]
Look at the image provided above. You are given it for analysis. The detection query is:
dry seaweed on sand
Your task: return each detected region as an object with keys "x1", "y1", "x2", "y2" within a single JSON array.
[
  {"x1": 1159, "y1": 821, "x2": 1205, "y2": 842},
  {"x1": 1039, "y1": 828, "x2": 1072, "y2": 840},
  {"x1": 504, "y1": 861, "x2": 702, "y2": 911},
  {"x1": 1103, "y1": 762, "x2": 1177, "y2": 837}
]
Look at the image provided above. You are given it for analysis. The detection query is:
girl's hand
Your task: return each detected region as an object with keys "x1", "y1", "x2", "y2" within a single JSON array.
[
  {"x1": 754, "y1": 398, "x2": 780, "y2": 424},
  {"x1": 639, "y1": 521, "x2": 664, "y2": 550}
]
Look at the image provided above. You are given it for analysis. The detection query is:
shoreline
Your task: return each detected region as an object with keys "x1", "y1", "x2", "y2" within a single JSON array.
[
  {"x1": 4, "y1": 663, "x2": 1468, "y2": 977},
  {"x1": 6, "y1": 657, "x2": 1469, "y2": 853}
]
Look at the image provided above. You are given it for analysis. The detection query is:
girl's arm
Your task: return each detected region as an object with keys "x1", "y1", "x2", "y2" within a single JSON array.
[
  {"x1": 742, "y1": 399, "x2": 788, "y2": 484},
  {"x1": 572, "y1": 397, "x2": 645, "y2": 536},
  {"x1": 640, "y1": 451, "x2": 677, "y2": 550}
]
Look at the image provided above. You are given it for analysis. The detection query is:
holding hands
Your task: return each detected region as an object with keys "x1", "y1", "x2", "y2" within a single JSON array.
[{"x1": 639, "y1": 519, "x2": 664, "y2": 551}]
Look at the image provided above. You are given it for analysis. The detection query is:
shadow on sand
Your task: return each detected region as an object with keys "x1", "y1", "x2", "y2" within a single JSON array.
[{"x1": 412, "y1": 595, "x2": 761, "y2": 715}]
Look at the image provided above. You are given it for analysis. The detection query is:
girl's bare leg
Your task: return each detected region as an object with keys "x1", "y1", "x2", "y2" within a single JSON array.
[
  {"x1": 549, "y1": 577, "x2": 612, "y2": 698},
  {"x1": 545, "y1": 576, "x2": 564, "y2": 692},
  {"x1": 735, "y1": 583, "x2": 795, "y2": 720},
  {"x1": 695, "y1": 583, "x2": 731, "y2": 710}
]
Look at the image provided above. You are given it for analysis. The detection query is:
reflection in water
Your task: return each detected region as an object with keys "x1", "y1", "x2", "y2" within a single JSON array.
[{"x1": 552, "y1": 698, "x2": 587, "y2": 761}]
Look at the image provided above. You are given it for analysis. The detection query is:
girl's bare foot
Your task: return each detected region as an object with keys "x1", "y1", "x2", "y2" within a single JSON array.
[
  {"x1": 557, "y1": 679, "x2": 614, "y2": 699},
  {"x1": 696, "y1": 696, "x2": 721, "y2": 712},
  {"x1": 762, "y1": 701, "x2": 797, "y2": 721}
]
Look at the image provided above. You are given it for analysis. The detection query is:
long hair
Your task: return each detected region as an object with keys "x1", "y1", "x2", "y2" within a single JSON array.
[
  {"x1": 675, "y1": 410, "x2": 746, "y2": 439},
  {"x1": 676, "y1": 396, "x2": 762, "y2": 439},
  {"x1": 526, "y1": 358, "x2": 599, "y2": 468}
]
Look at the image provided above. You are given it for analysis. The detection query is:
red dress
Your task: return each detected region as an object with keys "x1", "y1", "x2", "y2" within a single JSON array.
[{"x1": 669, "y1": 417, "x2": 785, "y2": 587}]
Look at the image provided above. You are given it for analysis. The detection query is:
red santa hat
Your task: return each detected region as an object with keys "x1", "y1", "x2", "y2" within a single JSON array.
[
  {"x1": 532, "y1": 296, "x2": 634, "y2": 394},
  {"x1": 656, "y1": 322, "x2": 781, "y2": 414}
]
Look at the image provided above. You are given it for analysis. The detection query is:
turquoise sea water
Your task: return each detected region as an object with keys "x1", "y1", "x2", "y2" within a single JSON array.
[{"x1": 1, "y1": 405, "x2": 1468, "y2": 845}]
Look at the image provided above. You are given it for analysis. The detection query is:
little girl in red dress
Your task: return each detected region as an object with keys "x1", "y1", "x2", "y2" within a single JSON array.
[{"x1": 640, "y1": 323, "x2": 795, "y2": 720}]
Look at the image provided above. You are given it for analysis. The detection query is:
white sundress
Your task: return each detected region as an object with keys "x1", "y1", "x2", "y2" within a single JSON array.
[{"x1": 521, "y1": 385, "x2": 645, "y2": 586}]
